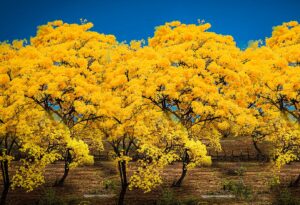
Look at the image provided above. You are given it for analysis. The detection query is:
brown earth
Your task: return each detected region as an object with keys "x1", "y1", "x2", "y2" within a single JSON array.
[
  {"x1": 2, "y1": 137, "x2": 300, "y2": 205},
  {"x1": 3, "y1": 161, "x2": 300, "y2": 205}
]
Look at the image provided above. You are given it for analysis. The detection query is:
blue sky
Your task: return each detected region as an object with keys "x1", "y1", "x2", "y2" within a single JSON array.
[{"x1": 0, "y1": 0, "x2": 299, "y2": 48}]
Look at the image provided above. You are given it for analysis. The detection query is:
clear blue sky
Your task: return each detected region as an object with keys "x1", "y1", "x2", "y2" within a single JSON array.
[{"x1": 0, "y1": 0, "x2": 299, "y2": 48}]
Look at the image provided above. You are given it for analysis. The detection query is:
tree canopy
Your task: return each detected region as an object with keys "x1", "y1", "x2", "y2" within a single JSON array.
[{"x1": 0, "y1": 20, "x2": 299, "y2": 205}]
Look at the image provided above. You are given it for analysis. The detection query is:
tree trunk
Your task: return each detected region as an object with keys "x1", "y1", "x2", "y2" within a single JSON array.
[
  {"x1": 173, "y1": 150, "x2": 189, "y2": 187},
  {"x1": 0, "y1": 160, "x2": 10, "y2": 205},
  {"x1": 55, "y1": 150, "x2": 71, "y2": 187},
  {"x1": 118, "y1": 183, "x2": 128, "y2": 205},
  {"x1": 0, "y1": 185, "x2": 9, "y2": 205},
  {"x1": 56, "y1": 164, "x2": 69, "y2": 186},
  {"x1": 290, "y1": 174, "x2": 300, "y2": 187},
  {"x1": 253, "y1": 139, "x2": 263, "y2": 156},
  {"x1": 172, "y1": 164, "x2": 187, "y2": 187},
  {"x1": 117, "y1": 161, "x2": 128, "y2": 205}
]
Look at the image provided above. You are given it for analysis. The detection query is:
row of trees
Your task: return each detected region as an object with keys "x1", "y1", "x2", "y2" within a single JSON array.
[{"x1": 0, "y1": 20, "x2": 299, "y2": 205}]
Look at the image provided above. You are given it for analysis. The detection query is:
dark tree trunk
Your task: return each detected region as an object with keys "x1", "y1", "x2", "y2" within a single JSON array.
[
  {"x1": 172, "y1": 164, "x2": 187, "y2": 187},
  {"x1": 56, "y1": 164, "x2": 69, "y2": 186},
  {"x1": 0, "y1": 160, "x2": 10, "y2": 205},
  {"x1": 118, "y1": 183, "x2": 128, "y2": 205},
  {"x1": 253, "y1": 139, "x2": 263, "y2": 156},
  {"x1": 0, "y1": 186, "x2": 9, "y2": 205},
  {"x1": 55, "y1": 149, "x2": 71, "y2": 187},
  {"x1": 173, "y1": 150, "x2": 189, "y2": 187},
  {"x1": 290, "y1": 174, "x2": 300, "y2": 187},
  {"x1": 117, "y1": 161, "x2": 128, "y2": 205}
]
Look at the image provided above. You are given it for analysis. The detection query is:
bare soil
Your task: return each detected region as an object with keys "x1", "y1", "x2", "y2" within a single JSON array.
[
  {"x1": 2, "y1": 137, "x2": 300, "y2": 205},
  {"x1": 3, "y1": 161, "x2": 300, "y2": 205}
]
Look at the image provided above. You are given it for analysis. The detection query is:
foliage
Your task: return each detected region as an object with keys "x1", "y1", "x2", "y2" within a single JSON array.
[
  {"x1": 37, "y1": 188, "x2": 66, "y2": 205},
  {"x1": 157, "y1": 189, "x2": 200, "y2": 205},
  {"x1": 222, "y1": 179, "x2": 253, "y2": 200},
  {"x1": 157, "y1": 188, "x2": 180, "y2": 205},
  {"x1": 242, "y1": 21, "x2": 300, "y2": 171},
  {"x1": 102, "y1": 178, "x2": 117, "y2": 191},
  {"x1": 274, "y1": 188, "x2": 300, "y2": 205},
  {"x1": 235, "y1": 165, "x2": 247, "y2": 176},
  {"x1": 268, "y1": 175, "x2": 281, "y2": 191},
  {"x1": 226, "y1": 165, "x2": 247, "y2": 176},
  {"x1": 1, "y1": 19, "x2": 300, "y2": 205}
]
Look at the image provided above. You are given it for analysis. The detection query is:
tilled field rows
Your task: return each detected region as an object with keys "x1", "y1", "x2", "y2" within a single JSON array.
[{"x1": 5, "y1": 161, "x2": 300, "y2": 205}]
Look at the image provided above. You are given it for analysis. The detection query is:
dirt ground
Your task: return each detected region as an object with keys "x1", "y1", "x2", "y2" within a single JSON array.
[
  {"x1": 2, "y1": 136, "x2": 299, "y2": 205},
  {"x1": 3, "y1": 160, "x2": 300, "y2": 205}
]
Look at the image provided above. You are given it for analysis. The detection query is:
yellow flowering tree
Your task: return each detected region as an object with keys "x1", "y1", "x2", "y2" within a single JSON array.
[
  {"x1": 265, "y1": 21, "x2": 300, "y2": 186},
  {"x1": 0, "y1": 41, "x2": 71, "y2": 205},
  {"x1": 94, "y1": 43, "x2": 187, "y2": 205},
  {"x1": 242, "y1": 21, "x2": 300, "y2": 186},
  {"x1": 13, "y1": 21, "x2": 118, "y2": 186},
  {"x1": 3, "y1": 19, "x2": 300, "y2": 203},
  {"x1": 143, "y1": 21, "x2": 256, "y2": 186}
]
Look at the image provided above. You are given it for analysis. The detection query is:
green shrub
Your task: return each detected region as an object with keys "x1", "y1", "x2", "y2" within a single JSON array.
[
  {"x1": 102, "y1": 178, "x2": 117, "y2": 190},
  {"x1": 67, "y1": 197, "x2": 91, "y2": 205},
  {"x1": 226, "y1": 165, "x2": 247, "y2": 176},
  {"x1": 181, "y1": 197, "x2": 199, "y2": 205},
  {"x1": 157, "y1": 188, "x2": 181, "y2": 205},
  {"x1": 37, "y1": 188, "x2": 66, "y2": 205},
  {"x1": 222, "y1": 179, "x2": 252, "y2": 200},
  {"x1": 274, "y1": 188, "x2": 300, "y2": 205},
  {"x1": 268, "y1": 176, "x2": 281, "y2": 191},
  {"x1": 235, "y1": 166, "x2": 247, "y2": 176}
]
